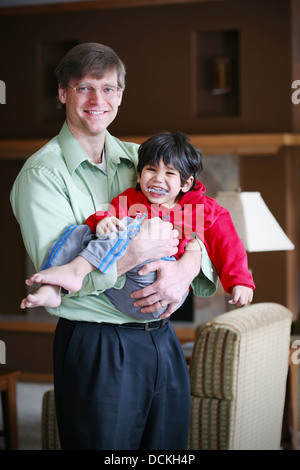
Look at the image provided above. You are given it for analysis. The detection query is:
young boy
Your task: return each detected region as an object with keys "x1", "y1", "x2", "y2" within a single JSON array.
[{"x1": 21, "y1": 132, "x2": 255, "y2": 319}]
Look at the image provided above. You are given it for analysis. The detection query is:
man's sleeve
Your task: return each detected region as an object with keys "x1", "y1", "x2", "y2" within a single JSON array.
[
  {"x1": 10, "y1": 167, "x2": 118, "y2": 296},
  {"x1": 191, "y1": 239, "x2": 219, "y2": 297}
]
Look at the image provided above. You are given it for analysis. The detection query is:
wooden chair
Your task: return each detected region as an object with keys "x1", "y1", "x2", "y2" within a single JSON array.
[{"x1": 0, "y1": 370, "x2": 20, "y2": 450}]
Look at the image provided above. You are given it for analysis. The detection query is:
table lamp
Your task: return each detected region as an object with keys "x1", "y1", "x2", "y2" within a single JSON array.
[
  {"x1": 215, "y1": 191, "x2": 295, "y2": 252},
  {"x1": 215, "y1": 190, "x2": 295, "y2": 309}
]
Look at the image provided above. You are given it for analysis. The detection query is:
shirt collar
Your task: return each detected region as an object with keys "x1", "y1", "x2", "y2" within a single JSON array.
[
  {"x1": 104, "y1": 131, "x2": 136, "y2": 166},
  {"x1": 58, "y1": 121, "x2": 134, "y2": 174},
  {"x1": 58, "y1": 121, "x2": 91, "y2": 174}
]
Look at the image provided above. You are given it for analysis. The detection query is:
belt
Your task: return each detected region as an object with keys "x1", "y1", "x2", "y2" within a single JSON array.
[{"x1": 113, "y1": 318, "x2": 169, "y2": 331}]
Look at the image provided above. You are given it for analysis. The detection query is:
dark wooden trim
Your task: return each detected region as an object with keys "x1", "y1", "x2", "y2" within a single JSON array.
[
  {"x1": 0, "y1": 320, "x2": 56, "y2": 334},
  {"x1": 18, "y1": 372, "x2": 54, "y2": 383},
  {"x1": 0, "y1": 0, "x2": 221, "y2": 17}
]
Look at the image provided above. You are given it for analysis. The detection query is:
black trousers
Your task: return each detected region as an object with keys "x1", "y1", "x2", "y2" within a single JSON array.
[{"x1": 53, "y1": 318, "x2": 191, "y2": 450}]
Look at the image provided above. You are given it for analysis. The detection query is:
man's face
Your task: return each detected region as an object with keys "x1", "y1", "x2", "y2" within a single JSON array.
[{"x1": 58, "y1": 70, "x2": 123, "y2": 140}]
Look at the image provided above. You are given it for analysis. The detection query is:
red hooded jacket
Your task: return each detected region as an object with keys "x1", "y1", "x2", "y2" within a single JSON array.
[{"x1": 85, "y1": 181, "x2": 255, "y2": 294}]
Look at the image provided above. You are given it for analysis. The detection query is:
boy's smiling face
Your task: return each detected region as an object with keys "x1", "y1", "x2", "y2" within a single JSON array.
[{"x1": 137, "y1": 159, "x2": 193, "y2": 208}]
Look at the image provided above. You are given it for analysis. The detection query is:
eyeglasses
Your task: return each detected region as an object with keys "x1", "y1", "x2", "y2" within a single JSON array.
[{"x1": 67, "y1": 83, "x2": 123, "y2": 99}]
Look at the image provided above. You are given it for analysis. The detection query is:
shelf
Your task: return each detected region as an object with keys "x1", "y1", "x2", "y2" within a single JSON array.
[{"x1": 1, "y1": 133, "x2": 300, "y2": 160}]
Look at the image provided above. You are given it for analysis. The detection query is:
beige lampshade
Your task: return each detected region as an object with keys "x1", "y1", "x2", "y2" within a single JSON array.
[{"x1": 215, "y1": 191, "x2": 295, "y2": 252}]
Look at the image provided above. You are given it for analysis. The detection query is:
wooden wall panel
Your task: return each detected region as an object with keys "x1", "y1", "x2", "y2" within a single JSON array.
[{"x1": 0, "y1": 0, "x2": 292, "y2": 139}]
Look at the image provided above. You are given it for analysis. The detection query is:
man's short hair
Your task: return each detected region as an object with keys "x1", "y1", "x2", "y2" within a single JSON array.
[{"x1": 55, "y1": 43, "x2": 126, "y2": 90}]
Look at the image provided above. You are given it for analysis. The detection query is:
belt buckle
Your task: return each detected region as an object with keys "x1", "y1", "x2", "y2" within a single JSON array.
[
  {"x1": 144, "y1": 319, "x2": 167, "y2": 331},
  {"x1": 145, "y1": 321, "x2": 160, "y2": 331}
]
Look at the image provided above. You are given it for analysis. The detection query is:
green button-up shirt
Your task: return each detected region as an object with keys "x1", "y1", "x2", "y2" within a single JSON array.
[{"x1": 10, "y1": 122, "x2": 218, "y2": 323}]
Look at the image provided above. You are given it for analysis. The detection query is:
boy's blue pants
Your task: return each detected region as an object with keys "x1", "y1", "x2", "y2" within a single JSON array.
[{"x1": 41, "y1": 219, "x2": 188, "y2": 320}]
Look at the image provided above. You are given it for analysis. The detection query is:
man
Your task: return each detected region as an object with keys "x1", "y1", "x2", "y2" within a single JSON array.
[{"x1": 10, "y1": 43, "x2": 217, "y2": 450}]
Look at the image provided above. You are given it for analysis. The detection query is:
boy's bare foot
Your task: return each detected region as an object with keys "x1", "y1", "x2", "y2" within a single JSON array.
[
  {"x1": 25, "y1": 257, "x2": 93, "y2": 293},
  {"x1": 20, "y1": 284, "x2": 61, "y2": 309}
]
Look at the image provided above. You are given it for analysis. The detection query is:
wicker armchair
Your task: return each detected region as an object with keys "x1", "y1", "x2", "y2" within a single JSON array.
[{"x1": 188, "y1": 302, "x2": 292, "y2": 450}]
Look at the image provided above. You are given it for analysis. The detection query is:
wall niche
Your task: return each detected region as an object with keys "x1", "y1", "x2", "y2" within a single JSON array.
[{"x1": 192, "y1": 30, "x2": 240, "y2": 117}]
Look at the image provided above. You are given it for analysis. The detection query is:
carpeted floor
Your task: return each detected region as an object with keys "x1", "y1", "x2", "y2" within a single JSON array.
[{"x1": 1, "y1": 377, "x2": 299, "y2": 450}]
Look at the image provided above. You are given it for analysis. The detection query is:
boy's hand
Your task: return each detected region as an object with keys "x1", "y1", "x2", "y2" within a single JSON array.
[
  {"x1": 96, "y1": 216, "x2": 126, "y2": 235},
  {"x1": 228, "y1": 285, "x2": 253, "y2": 307}
]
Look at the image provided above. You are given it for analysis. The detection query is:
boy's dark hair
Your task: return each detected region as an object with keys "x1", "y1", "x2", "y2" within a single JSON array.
[
  {"x1": 137, "y1": 132, "x2": 203, "y2": 191},
  {"x1": 55, "y1": 42, "x2": 126, "y2": 90}
]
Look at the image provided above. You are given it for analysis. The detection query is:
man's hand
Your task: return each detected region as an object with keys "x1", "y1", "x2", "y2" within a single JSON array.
[
  {"x1": 130, "y1": 244, "x2": 201, "y2": 318},
  {"x1": 228, "y1": 285, "x2": 253, "y2": 307},
  {"x1": 117, "y1": 217, "x2": 179, "y2": 276}
]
